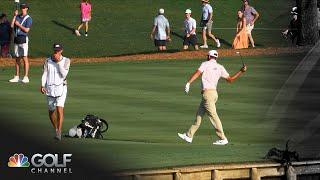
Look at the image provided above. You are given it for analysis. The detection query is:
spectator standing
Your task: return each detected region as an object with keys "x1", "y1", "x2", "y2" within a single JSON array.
[
  {"x1": 232, "y1": 10, "x2": 249, "y2": 49},
  {"x1": 9, "y1": 3, "x2": 32, "y2": 83},
  {"x1": 150, "y1": 8, "x2": 171, "y2": 51},
  {"x1": 183, "y1": 9, "x2": 199, "y2": 50},
  {"x1": 241, "y1": 0, "x2": 259, "y2": 48},
  {"x1": 282, "y1": 7, "x2": 299, "y2": 44},
  {"x1": 75, "y1": 0, "x2": 92, "y2": 37},
  {"x1": 199, "y1": 0, "x2": 220, "y2": 49},
  {"x1": 0, "y1": 13, "x2": 11, "y2": 58}
]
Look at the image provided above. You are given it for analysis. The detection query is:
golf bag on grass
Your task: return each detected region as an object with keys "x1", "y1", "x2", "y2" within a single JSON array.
[{"x1": 68, "y1": 114, "x2": 108, "y2": 139}]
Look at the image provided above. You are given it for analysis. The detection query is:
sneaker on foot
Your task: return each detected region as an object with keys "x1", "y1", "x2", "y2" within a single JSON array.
[
  {"x1": 55, "y1": 130, "x2": 62, "y2": 141},
  {"x1": 178, "y1": 133, "x2": 193, "y2": 143},
  {"x1": 75, "y1": 30, "x2": 81, "y2": 36},
  {"x1": 213, "y1": 139, "x2": 228, "y2": 145},
  {"x1": 21, "y1": 76, "x2": 29, "y2": 83},
  {"x1": 9, "y1": 76, "x2": 20, "y2": 83},
  {"x1": 200, "y1": 44, "x2": 208, "y2": 49},
  {"x1": 216, "y1": 39, "x2": 221, "y2": 48},
  {"x1": 85, "y1": 33, "x2": 88, "y2": 37}
]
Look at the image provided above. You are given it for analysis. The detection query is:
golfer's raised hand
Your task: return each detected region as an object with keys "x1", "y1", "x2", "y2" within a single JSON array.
[
  {"x1": 240, "y1": 64, "x2": 247, "y2": 72},
  {"x1": 185, "y1": 83, "x2": 190, "y2": 94}
]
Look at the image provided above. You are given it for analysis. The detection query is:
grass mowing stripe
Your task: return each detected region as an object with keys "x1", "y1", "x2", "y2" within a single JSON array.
[{"x1": 0, "y1": 55, "x2": 302, "y2": 171}]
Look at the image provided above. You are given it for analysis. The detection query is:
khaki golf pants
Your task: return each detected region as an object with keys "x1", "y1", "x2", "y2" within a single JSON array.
[{"x1": 187, "y1": 90, "x2": 226, "y2": 140}]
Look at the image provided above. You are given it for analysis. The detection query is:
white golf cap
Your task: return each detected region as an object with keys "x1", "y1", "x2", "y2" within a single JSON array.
[
  {"x1": 185, "y1": 9, "x2": 192, "y2": 14},
  {"x1": 208, "y1": 50, "x2": 218, "y2": 58},
  {"x1": 159, "y1": 8, "x2": 164, "y2": 14}
]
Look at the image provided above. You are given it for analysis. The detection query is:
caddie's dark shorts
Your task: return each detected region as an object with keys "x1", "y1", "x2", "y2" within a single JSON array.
[
  {"x1": 154, "y1": 39, "x2": 166, "y2": 47},
  {"x1": 183, "y1": 34, "x2": 198, "y2": 46},
  {"x1": 200, "y1": 20, "x2": 209, "y2": 28}
]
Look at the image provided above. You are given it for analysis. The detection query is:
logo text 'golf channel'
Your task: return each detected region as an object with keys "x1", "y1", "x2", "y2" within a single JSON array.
[{"x1": 8, "y1": 153, "x2": 72, "y2": 174}]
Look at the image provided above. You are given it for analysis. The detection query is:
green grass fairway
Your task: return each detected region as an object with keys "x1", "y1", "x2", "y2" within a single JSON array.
[
  {"x1": 1, "y1": 0, "x2": 295, "y2": 57},
  {"x1": 0, "y1": 55, "x2": 302, "y2": 171}
]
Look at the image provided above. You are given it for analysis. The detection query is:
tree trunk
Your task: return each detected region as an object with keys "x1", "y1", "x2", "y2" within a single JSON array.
[{"x1": 296, "y1": 0, "x2": 319, "y2": 45}]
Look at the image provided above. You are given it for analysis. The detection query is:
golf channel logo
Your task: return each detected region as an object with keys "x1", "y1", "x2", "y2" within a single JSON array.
[{"x1": 8, "y1": 153, "x2": 72, "y2": 174}]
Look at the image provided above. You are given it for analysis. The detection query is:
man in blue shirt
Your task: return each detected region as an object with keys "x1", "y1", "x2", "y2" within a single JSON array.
[{"x1": 9, "y1": 3, "x2": 32, "y2": 83}]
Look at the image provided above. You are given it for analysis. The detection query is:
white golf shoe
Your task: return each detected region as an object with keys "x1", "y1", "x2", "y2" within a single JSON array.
[
  {"x1": 21, "y1": 76, "x2": 29, "y2": 83},
  {"x1": 216, "y1": 39, "x2": 221, "y2": 48},
  {"x1": 200, "y1": 44, "x2": 209, "y2": 49},
  {"x1": 213, "y1": 139, "x2": 228, "y2": 145},
  {"x1": 9, "y1": 76, "x2": 20, "y2": 83},
  {"x1": 178, "y1": 133, "x2": 192, "y2": 143}
]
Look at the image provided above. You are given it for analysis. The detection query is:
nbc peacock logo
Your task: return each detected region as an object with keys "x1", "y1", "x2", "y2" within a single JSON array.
[{"x1": 8, "y1": 153, "x2": 30, "y2": 168}]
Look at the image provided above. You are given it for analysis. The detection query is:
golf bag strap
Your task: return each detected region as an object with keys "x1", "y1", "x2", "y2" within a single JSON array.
[{"x1": 15, "y1": 15, "x2": 30, "y2": 37}]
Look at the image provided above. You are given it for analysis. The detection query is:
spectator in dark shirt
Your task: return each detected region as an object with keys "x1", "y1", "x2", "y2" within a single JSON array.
[
  {"x1": 282, "y1": 7, "x2": 299, "y2": 44},
  {"x1": 0, "y1": 13, "x2": 11, "y2": 58}
]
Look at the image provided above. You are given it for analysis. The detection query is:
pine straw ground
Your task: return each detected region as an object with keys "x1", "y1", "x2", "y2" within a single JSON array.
[{"x1": 0, "y1": 46, "x2": 310, "y2": 67}]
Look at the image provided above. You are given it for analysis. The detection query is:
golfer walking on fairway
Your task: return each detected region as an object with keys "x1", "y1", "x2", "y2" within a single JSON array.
[
  {"x1": 41, "y1": 43, "x2": 70, "y2": 141},
  {"x1": 178, "y1": 50, "x2": 247, "y2": 145}
]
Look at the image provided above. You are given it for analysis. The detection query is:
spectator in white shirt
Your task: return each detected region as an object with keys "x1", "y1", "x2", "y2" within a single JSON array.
[
  {"x1": 40, "y1": 43, "x2": 71, "y2": 141},
  {"x1": 200, "y1": 0, "x2": 221, "y2": 49},
  {"x1": 183, "y1": 9, "x2": 199, "y2": 50},
  {"x1": 178, "y1": 50, "x2": 247, "y2": 145},
  {"x1": 150, "y1": 8, "x2": 171, "y2": 51}
]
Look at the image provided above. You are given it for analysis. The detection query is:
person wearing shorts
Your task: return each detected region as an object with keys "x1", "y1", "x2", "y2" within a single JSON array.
[
  {"x1": 150, "y1": 8, "x2": 170, "y2": 51},
  {"x1": 183, "y1": 9, "x2": 199, "y2": 50},
  {"x1": 241, "y1": 0, "x2": 259, "y2": 48},
  {"x1": 200, "y1": 0, "x2": 220, "y2": 48},
  {"x1": 9, "y1": 3, "x2": 32, "y2": 83},
  {"x1": 41, "y1": 43, "x2": 71, "y2": 141},
  {"x1": 75, "y1": 0, "x2": 92, "y2": 37}
]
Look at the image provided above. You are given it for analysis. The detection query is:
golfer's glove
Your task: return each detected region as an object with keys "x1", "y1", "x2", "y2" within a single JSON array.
[{"x1": 185, "y1": 83, "x2": 190, "y2": 94}]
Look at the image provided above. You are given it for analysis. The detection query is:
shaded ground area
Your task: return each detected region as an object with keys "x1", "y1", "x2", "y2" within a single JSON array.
[
  {"x1": 0, "y1": 47, "x2": 310, "y2": 67},
  {"x1": 277, "y1": 57, "x2": 320, "y2": 159},
  {"x1": 265, "y1": 42, "x2": 320, "y2": 160}
]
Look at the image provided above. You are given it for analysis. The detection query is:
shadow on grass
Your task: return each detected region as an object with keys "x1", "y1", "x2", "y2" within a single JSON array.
[
  {"x1": 171, "y1": 31, "x2": 184, "y2": 40},
  {"x1": 103, "y1": 49, "x2": 182, "y2": 58},
  {"x1": 52, "y1": 20, "x2": 74, "y2": 33}
]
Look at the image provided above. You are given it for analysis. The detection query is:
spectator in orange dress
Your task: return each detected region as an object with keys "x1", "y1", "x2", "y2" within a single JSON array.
[{"x1": 232, "y1": 10, "x2": 248, "y2": 49}]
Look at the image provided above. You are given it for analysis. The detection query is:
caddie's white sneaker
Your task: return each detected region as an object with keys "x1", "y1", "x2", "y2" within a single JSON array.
[
  {"x1": 216, "y1": 39, "x2": 221, "y2": 48},
  {"x1": 213, "y1": 139, "x2": 228, "y2": 145},
  {"x1": 9, "y1": 76, "x2": 20, "y2": 83},
  {"x1": 200, "y1": 44, "x2": 209, "y2": 49},
  {"x1": 178, "y1": 133, "x2": 192, "y2": 143},
  {"x1": 75, "y1": 30, "x2": 81, "y2": 36},
  {"x1": 21, "y1": 76, "x2": 29, "y2": 83}
]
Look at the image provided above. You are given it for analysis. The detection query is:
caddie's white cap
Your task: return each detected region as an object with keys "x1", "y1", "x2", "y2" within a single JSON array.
[
  {"x1": 159, "y1": 8, "x2": 165, "y2": 14},
  {"x1": 185, "y1": 9, "x2": 192, "y2": 14},
  {"x1": 208, "y1": 50, "x2": 218, "y2": 58}
]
